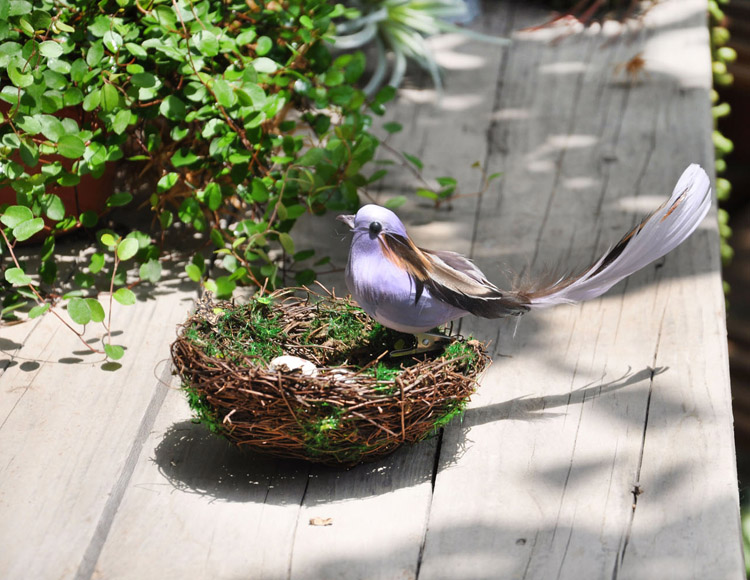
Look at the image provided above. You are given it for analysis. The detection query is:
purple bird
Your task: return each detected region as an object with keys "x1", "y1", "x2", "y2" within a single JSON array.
[{"x1": 337, "y1": 164, "x2": 712, "y2": 353}]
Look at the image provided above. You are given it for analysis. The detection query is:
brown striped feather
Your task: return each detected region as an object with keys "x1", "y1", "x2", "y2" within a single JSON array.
[{"x1": 381, "y1": 233, "x2": 530, "y2": 317}]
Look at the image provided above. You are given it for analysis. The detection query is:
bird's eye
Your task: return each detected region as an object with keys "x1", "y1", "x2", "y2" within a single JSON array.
[{"x1": 369, "y1": 221, "x2": 383, "y2": 235}]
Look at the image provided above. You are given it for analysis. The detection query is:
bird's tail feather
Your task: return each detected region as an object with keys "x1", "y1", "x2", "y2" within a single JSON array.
[{"x1": 516, "y1": 164, "x2": 712, "y2": 308}]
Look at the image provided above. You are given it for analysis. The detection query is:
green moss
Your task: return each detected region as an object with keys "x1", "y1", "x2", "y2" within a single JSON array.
[
  {"x1": 183, "y1": 384, "x2": 224, "y2": 434},
  {"x1": 184, "y1": 301, "x2": 285, "y2": 364},
  {"x1": 301, "y1": 406, "x2": 346, "y2": 453},
  {"x1": 369, "y1": 361, "x2": 402, "y2": 382},
  {"x1": 428, "y1": 398, "x2": 469, "y2": 435},
  {"x1": 443, "y1": 339, "x2": 478, "y2": 371},
  {"x1": 310, "y1": 302, "x2": 369, "y2": 344}
]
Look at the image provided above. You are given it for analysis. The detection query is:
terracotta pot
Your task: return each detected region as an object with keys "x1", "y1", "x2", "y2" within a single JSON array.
[{"x1": 0, "y1": 102, "x2": 115, "y2": 239}]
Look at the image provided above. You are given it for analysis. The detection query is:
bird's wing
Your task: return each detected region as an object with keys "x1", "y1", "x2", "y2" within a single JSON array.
[
  {"x1": 422, "y1": 249, "x2": 494, "y2": 285},
  {"x1": 381, "y1": 233, "x2": 530, "y2": 318}
]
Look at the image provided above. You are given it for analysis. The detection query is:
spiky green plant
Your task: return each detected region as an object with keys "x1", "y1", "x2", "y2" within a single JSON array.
[{"x1": 333, "y1": 0, "x2": 510, "y2": 93}]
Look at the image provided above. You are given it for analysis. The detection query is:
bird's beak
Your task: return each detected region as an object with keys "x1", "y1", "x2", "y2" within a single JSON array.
[{"x1": 336, "y1": 214, "x2": 355, "y2": 229}]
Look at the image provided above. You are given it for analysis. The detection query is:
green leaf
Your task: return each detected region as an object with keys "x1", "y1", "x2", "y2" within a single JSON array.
[
  {"x1": 203, "y1": 182, "x2": 222, "y2": 211},
  {"x1": 214, "y1": 276, "x2": 236, "y2": 299},
  {"x1": 253, "y1": 57, "x2": 278, "y2": 73},
  {"x1": 157, "y1": 172, "x2": 179, "y2": 193},
  {"x1": 100, "y1": 233, "x2": 117, "y2": 247},
  {"x1": 103, "y1": 30, "x2": 123, "y2": 53},
  {"x1": 436, "y1": 177, "x2": 457, "y2": 188},
  {"x1": 251, "y1": 179, "x2": 269, "y2": 202},
  {"x1": 256, "y1": 36, "x2": 272, "y2": 56},
  {"x1": 373, "y1": 85, "x2": 396, "y2": 106},
  {"x1": 383, "y1": 122, "x2": 402, "y2": 134},
  {"x1": 29, "y1": 303, "x2": 51, "y2": 318},
  {"x1": 80, "y1": 211, "x2": 99, "y2": 228},
  {"x1": 124, "y1": 42, "x2": 146, "y2": 58},
  {"x1": 416, "y1": 188, "x2": 438, "y2": 200},
  {"x1": 90, "y1": 252, "x2": 105, "y2": 273},
  {"x1": 324, "y1": 69, "x2": 344, "y2": 87},
  {"x1": 212, "y1": 79, "x2": 235, "y2": 108},
  {"x1": 296, "y1": 148, "x2": 324, "y2": 166},
  {"x1": 31, "y1": 9, "x2": 51, "y2": 28},
  {"x1": 19, "y1": 138, "x2": 38, "y2": 166},
  {"x1": 13, "y1": 217, "x2": 44, "y2": 241},
  {"x1": 5, "y1": 267, "x2": 32, "y2": 286},
  {"x1": 89, "y1": 15, "x2": 112, "y2": 37},
  {"x1": 171, "y1": 148, "x2": 198, "y2": 167},
  {"x1": 487, "y1": 172, "x2": 503, "y2": 183},
  {"x1": 100, "y1": 83, "x2": 121, "y2": 112},
  {"x1": 159, "y1": 210, "x2": 173, "y2": 229},
  {"x1": 39, "y1": 40, "x2": 63, "y2": 59},
  {"x1": 75, "y1": 272, "x2": 95, "y2": 288},
  {"x1": 130, "y1": 72, "x2": 158, "y2": 88},
  {"x1": 403, "y1": 152, "x2": 423, "y2": 171},
  {"x1": 194, "y1": 30, "x2": 219, "y2": 56},
  {"x1": 295, "y1": 269, "x2": 316, "y2": 285},
  {"x1": 278, "y1": 232, "x2": 295, "y2": 254},
  {"x1": 50, "y1": 59, "x2": 73, "y2": 76},
  {"x1": 112, "y1": 109, "x2": 131, "y2": 134},
  {"x1": 385, "y1": 196, "x2": 407, "y2": 209},
  {"x1": 368, "y1": 169, "x2": 388, "y2": 184},
  {"x1": 56, "y1": 19, "x2": 74, "y2": 32},
  {"x1": 17, "y1": 18, "x2": 34, "y2": 37},
  {"x1": 159, "y1": 95, "x2": 186, "y2": 120},
  {"x1": 82, "y1": 89, "x2": 101, "y2": 112},
  {"x1": 116, "y1": 238, "x2": 139, "y2": 261},
  {"x1": 40, "y1": 236, "x2": 55, "y2": 262},
  {"x1": 8, "y1": 62, "x2": 32, "y2": 88},
  {"x1": 85, "y1": 298, "x2": 106, "y2": 323},
  {"x1": 1, "y1": 205, "x2": 33, "y2": 228},
  {"x1": 113, "y1": 287, "x2": 136, "y2": 305},
  {"x1": 139, "y1": 259, "x2": 162, "y2": 283},
  {"x1": 38, "y1": 115, "x2": 66, "y2": 141},
  {"x1": 57, "y1": 135, "x2": 86, "y2": 159},
  {"x1": 210, "y1": 228, "x2": 224, "y2": 248},
  {"x1": 236, "y1": 29, "x2": 257, "y2": 45},
  {"x1": 185, "y1": 263, "x2": 202, "y2": 282},
  {"x1": 104, "y1": 344, "x2": 125, "y2": 360},
  {"x1": 68, "y1": 297, "x2": 92, "y2": 325},
  {"x1": 105, "y1": 191, "x2": 133, "y2": 208},
  {"x1": 7, "y1": 1, "x2": 31, "y2": 17},
  {"x1": 293, "y1": 249, "x2": 315, "y2": 262},
  {"x1": 41, "y1": 194, "x2": 65, "y2": 221},
  {"x1": 70, "y1": 58, "x2": 87, "y2": 82}
]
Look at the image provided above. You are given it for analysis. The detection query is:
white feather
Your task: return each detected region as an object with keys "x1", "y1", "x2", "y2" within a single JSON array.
[{"x1": 529, "y1": 164, "x2": 712, "y2": 308}]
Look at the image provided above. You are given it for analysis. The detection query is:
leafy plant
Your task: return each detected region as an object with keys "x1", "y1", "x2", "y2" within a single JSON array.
[
  {"x1": 708, "y1": 0, "x2": 735, "y2": 266},
  {"x1": 0, "y1": 0, "x2": 399, "y2": 359},
  {"x1": 333, "y1": 0, "x2": 509, "y2": 93}
]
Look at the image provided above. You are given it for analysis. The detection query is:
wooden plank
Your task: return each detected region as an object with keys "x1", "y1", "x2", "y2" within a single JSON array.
[
  {"x1": 0, "y1": 247, "x2": 197, "y2": 580},
  {"x1": 91, "y1": 386, "x2": 309, "y2": 579},
  {"x1": 417, "y1": 1, "x2": 744, "y2": 579}
]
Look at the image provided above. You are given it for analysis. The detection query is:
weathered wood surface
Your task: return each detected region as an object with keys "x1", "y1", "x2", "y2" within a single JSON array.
[{"x1": 0, "y1": 1, "x2": 743, "y2": 579}]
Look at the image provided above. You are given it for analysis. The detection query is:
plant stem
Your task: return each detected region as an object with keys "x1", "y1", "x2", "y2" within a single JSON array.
[{"x1": 0, "y1": 229, "x2": 103, "y2": 354}]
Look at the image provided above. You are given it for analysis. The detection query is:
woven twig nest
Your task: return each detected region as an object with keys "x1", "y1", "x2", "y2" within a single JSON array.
[{"x1": 170, "y1": 287, "x2": 489, "y2": 466}]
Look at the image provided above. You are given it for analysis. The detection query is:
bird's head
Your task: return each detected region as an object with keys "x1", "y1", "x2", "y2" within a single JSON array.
[
  {"x1": 336, "y1": 204, "x2": 409, "y2": 239},
  {"x1": 337, "y1": 204, "x2": 433, "y2": 282}
]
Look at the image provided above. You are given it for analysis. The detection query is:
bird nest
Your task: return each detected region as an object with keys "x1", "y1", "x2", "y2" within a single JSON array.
[{"x1": 170, "y1": 287, "x2": 489, "y2": 466}]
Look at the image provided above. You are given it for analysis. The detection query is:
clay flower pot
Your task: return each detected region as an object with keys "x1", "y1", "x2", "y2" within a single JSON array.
[{"x1": 0, "y1": 102, "x2": 115, "y2": 241}]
